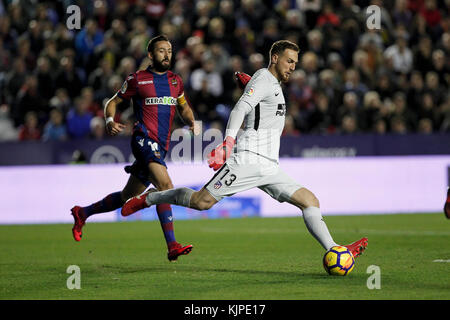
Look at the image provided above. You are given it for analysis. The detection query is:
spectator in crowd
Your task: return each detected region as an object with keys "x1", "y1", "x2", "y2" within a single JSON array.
[
  {"x1": 308, "y1": 91, "x2": 335, "y2": 134},
  {"x1": 425, "y1": 71, "x2": 446, "y2": 104},
  {"x1": 418, "y1": 92, "x2": 441, "y2": 129},
  {"x1": 8, "y1": 3, "x2": 28, "y2": 35},
  {"x1": 316, "y1": 2, "x2": 340, "y2": 29},
  {"x1": 288, "y1": 69, "x2": 314, "y2": 112},
  {"x1": 414, "y1": 36, "x2": 434, "y2": 75},
  {"x1": 18, "y1": 111, "x2": 41, "y2": 141},
  {"x1": 206, "y1": 17, "x2": 227, "y2": 46},
  {"x1": 342, "y1": 68, "x2": 368, "y2": 103},
  {"x1": 246, "y1": 52, "x2": 264, "y2": 75},
  {"x1": 298, "y1": 0, "x2": 322, "y2": 30},
  {"x1": 361, "y1": 91, "x2": 384, "y2": 131},
  {"x1": 75, "y1": 19, "x2": 104, "y2": 74},
  {"x1": 0, "y1": 104, "x2": 17, "y2": 141},
  {"x1": 418, "y1": 117, "x2": 434, "y2": 134},
  {"x1": 390, "y1": 91, "x2": 418, "y2": 131},
  {"x1": 359, "y1": 28, "x2": 384, "y2": 52},
  {"x1": 13, "y1": 74, "x2": 47, "y2": 126},
  {"x1": 282, "y1": 115, "x2": 301, "y2": 136},
  {"x1": 88, "y1": 57, "x2": 115, "y2": 101},
  {"x1": 89, "y1": 116, "x2": 105, "y2": 140},
  {"x1": 5, "y1": 58, "x2": 27, "y2": 106},
  {"x1": 336, "y1": 91, "x2": 364, "y2": 129},
  {"x1": 219, "y1": 55, "x2": 245, "y2": 106},
  {"x1": 49, "y1": 88, "x2": 71, "y2": 115},
  {"x1": 16, "y1": 34, "x2": 36, "y2": 71},
  {"x1": 327, "y1": 53, "x2": 346, "y2": 89},
  {"x1": 407, "y1": 71, "x2": 426, "y2": 112},
  {"x1": 317, "y1": 69, "x2": 341, "y2": 110},
  {"x1": 340, "y1": 114, "x2": 360, "y2": 134},
  {"x1": 217, "y1": 0, "x2": 236, "y2": 50},
  {"x1": 301, "y1": 51, "x2": 319, "y2": 88},
  {"x1": 66, "y1": 97, "x2": 94, "y2": 139},
  {"x1": 419, "y1": 0, "x2": 442, "y2": 30},
  {"x1": 190, "y1": 54, "x2": 224, "y2": 110},
  {"x1": 54, "y1": 55, "x2": 83, "y2": 99},
  {"x1": 42, "y1": 108, "x2": 67, "y2": 142},
  {"x1": 80, "y1": 87, "x2": 102, "y2": 117},
  {"x1": 438, "y1": 32, "x2": 450, "y2": 57},
  {"x1": 307, "y1": 29, "x2": 326, "y2": 68},
  {"x1": 392, "y1": 0, "x2": 414, "y2": 29},
  {"x1": 374, "y1": 72, "x2": 395, "y2": 101},
  {"x1": 390, "y1": 115, "x2": 408, "y2": 134},
  {"x1": 35, "y1": 56, "x2": 54, "y2": 102},
  {"x1": 373, "y1": 117, "x2": 387, "y2": 135},
  {"x1": 352, "y1": 49, "x2": 374, "y2": 88},
  {"x1": 257, "y1": 18, "x2": 280, "y2": 56},
  {"x1": 204, "y1": 42, "x2": 230, "y2": 75},
  {"x1": 431, "y1": 49, "x2": 449, "y2": 86},
  {"x1": 384, "y1": 29, "x2": 413, "y2": 74}
]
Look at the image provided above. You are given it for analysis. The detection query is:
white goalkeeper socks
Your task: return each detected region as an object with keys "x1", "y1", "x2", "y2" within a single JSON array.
[
  {"x1": 145, "y1": 187, "x2": 195, "y2": 208},
  {"x1": 302, "y1": 206, "x2": 337, "y2": 250}
]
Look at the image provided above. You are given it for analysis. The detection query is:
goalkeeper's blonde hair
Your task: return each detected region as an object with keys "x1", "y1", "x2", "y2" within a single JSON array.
[{"x1": 269, "y1": 40, "x2": 299, "y2": 60}]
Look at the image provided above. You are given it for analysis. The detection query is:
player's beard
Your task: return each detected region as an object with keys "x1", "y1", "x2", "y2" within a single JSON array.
[
  {"x1": 153, "y1": 58, "x2": 171, "y2": 72},
  {"x1": 275, "y1": 64, "x2": 290, "y2": 83},
  {"x1": 280, "y1": 69, "x2": 291, "y2": 83}
]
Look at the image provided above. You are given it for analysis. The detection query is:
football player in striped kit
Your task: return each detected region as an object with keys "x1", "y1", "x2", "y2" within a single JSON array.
[{"x1": 71, "y1": 35, "x2": 199, "y2": 261}]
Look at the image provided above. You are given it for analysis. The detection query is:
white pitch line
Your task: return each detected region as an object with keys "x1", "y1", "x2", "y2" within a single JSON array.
[{"x1": 432, "y1": 259, "x2": 450, "y2": 263}]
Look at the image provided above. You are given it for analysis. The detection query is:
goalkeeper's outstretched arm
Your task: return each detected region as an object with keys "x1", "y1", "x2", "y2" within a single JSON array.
[{"x1": 224, "y1": 100, "x2": 253, "y2": 140}]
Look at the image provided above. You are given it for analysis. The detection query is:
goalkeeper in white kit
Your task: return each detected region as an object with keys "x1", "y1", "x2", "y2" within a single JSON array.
[{"x1": 122, "y1": 40, "x2": 368, "y2": 258}]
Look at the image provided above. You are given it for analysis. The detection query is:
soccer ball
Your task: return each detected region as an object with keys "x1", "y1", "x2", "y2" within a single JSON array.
[{"x1": 323, "y1": 246, "x2": 355, "y2": 276}]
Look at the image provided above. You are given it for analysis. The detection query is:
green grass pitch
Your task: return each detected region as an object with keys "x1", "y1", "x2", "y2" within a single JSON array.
[{"x1": 0, "y1": 213, "x2": 449, "y2": 300}]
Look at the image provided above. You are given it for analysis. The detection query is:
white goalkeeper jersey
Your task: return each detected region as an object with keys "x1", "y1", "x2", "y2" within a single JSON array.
[{"x1": 234, "y1": 68, "x2": 286, "y2": 163}]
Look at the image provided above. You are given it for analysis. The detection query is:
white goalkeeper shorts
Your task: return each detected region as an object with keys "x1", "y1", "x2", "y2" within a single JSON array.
[{"x1": 204, "y1": 151, "x2": 303, "y2": 202}]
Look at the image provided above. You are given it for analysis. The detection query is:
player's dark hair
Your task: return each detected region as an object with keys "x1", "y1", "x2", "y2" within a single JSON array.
[
  {"x1": 147, "y1": 34, "x2": 170, "y2": 54},
  {"x1": 269, "y1": 40, "x2": 299, "y2": 59}
]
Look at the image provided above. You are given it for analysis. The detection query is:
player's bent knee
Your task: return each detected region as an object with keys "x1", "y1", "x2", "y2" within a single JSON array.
[
  {"x1": 190, "y1": 199, "x2": 214, "y2": 211},
  {"x1": 289, "y1": 187, "x2": 320, "y2": 210},
  {"x1": 200, "y1": 201, "x2": 215, "y2": 210},
  {"x1": 308, "y1": 194, "x2": 320, "y2": 208},
  {"x1": 190, "y1": 192, "x2": 216, "y2": 211}
]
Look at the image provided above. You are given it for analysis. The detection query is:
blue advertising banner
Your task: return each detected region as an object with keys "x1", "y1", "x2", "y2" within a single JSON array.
[{"x1": 0, "y1": 133, "x2": 449, "y2": 166}]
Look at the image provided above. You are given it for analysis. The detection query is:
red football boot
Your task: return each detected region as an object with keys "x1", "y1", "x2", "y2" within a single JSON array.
[
  {"x1": 168, "y1": 243, "x2": 193, "y2": 262},
  {"x1": 71, "y1": 206, "x2": 86, "y2": 242},
  {"x1": 121, "y1": 189, "x2": 157, "y2": 216},
  {"x1": 344, "y1": 237, "x2": 368, "y2": 259},
  {"x1": 234, "y1": 71, "x2": 251, "y2": 89},
  {"x1": 444, "y1": 187, "x2": 450, "y2": 219}
]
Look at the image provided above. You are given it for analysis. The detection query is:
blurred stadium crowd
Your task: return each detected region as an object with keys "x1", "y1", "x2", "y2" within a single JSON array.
[{"x1": 0, "y1": 0, "x2": 449, "y2": 142}]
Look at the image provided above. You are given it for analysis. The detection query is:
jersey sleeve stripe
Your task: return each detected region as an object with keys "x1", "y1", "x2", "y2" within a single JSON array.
[{"x1": 253, "y1": 103, "x2": 260, "y2": 130}]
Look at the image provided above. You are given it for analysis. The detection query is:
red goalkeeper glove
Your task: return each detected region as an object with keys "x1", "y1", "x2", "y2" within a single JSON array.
[
  {"x1": 234, "y1": 71, "x2": 251, "y2": 89},
  {"x1": 207, "y1": 136, "x2": 236, "y2": 171}
]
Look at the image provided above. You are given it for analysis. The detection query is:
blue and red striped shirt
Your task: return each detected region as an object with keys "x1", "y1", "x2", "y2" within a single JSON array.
[{"x1": 117, "y1": 68, "x2": 185, "y2": 151}]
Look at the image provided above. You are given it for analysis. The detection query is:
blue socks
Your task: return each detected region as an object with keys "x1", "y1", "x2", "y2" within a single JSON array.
[
  {"x1": 81, "y1": 192, "x2": 124, "y2": 218},
  {"x1": 156, "y1": 203, "x2": 177, "y2": 249}
]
